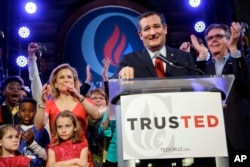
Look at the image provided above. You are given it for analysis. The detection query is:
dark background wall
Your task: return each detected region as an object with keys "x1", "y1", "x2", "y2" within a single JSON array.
[{"x1": 0, "y1": 0, "x2": 249, "y2": 86}]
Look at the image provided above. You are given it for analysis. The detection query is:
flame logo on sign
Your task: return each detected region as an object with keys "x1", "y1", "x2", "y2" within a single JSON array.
[
  {"x1": 81, "y1": 12, "x2": 139, "y2": 77},
  {"x1": 104, "y1": 25, "x2": 126, "y2": 67}
]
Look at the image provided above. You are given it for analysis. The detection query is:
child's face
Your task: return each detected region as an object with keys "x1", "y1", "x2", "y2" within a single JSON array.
[
  {"x1": 56, "y1": 117, "x2": 75, "y2": 141},
  {"x1": 0, "y1": 128, "x2": 19, "y2": 153},
  {"x1": 2, "y1": 81, "x2": 22, "y2": 104},
  {"x1": 18, "y1": 102, "x2": 36, "y2": 125}
]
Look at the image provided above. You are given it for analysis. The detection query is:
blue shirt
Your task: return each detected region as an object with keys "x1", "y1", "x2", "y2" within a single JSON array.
[
  {"x1": 99, "y1": 111, "x2": 117, "y2": 163},
  {"x1": 213, "y1": 51, "x2": 241, "y2": 75},
  {"x1": 18, "y1": 125, "x2": 50, "y2": 167}
]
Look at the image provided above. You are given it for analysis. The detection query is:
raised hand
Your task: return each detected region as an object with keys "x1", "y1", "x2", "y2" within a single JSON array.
[
  {"x1": 85, "y1": 65, "x2": 92, "y2": 84},
  {"x1": 41, "y1": 83, "x2": 51, "y2": 103},
  {"x1": 179, "y1": 41, "x2": 191, "y2": 53},
  {"x1": 228, "y1": 22, "x2": 241, "y2": 53},
  {"x1": 28, "y1": 42, "x2": 39, "y2": 58},
  {"x1": 190, "y1": 34, "x2": 208, "y2": 60},
  {"x1": 102, "y1": 57, "x2": 111, "y2": 81}
]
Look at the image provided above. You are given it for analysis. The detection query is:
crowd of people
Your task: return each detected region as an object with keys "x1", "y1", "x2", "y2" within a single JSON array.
[{"x1": 0, "y1": 11, "x2": 250, "y2": 167}]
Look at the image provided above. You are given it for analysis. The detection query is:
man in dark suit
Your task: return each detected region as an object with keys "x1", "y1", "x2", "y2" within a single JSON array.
[
  {"x1": 190, "y1": 23, "x2": 250, "y2": 166},
  {"x1": 112, "y1": 11, "x2": 198, "y2": 79},
  {"x1": 112, "y1": 11, "x2": 212, "y2": 167}
]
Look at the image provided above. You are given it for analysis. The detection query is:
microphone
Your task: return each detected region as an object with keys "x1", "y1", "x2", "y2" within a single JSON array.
[
  {"x1": 153, "y1": 52, "x2": 175, "y2": 67},
  {"x1": 155, "y1": 53, "x2": 205, "y2": 75}
]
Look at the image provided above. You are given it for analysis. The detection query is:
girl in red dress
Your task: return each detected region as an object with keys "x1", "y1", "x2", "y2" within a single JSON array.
[
  {"x1": 0, "y1": 124, "x2": 31, "y2": 167},
  {"x1": 34, "y1": 63, "x2": 106, "y2": 167},
  {"x1": 47, "y1": 110, "x2": 89, "y2": 167}
]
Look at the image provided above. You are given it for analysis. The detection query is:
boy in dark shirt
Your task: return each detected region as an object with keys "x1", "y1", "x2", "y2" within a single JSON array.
[{"x1": 0, "y1": 76, "x2": 24, "y2": 125}]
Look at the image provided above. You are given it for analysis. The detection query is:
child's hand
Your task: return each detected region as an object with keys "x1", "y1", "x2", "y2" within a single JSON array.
[
  {"x1": 76, "y1": 158, "x2": 89, "y2": 167},
  {"x1": 22, "y1": 129, "x2": 34, "y2": 145}
]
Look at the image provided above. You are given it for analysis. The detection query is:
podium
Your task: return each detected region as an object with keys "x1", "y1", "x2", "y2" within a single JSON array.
[{"x1": 109, "y1": 75, "x2": 234, "y2": 167}]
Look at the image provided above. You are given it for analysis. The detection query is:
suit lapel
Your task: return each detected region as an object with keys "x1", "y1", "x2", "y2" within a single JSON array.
[
  {"x1": 141, "y1": 49, "x2": 157, "y2": 77},
  {"x1": 206, "y1": 57, "x2": 233, "y2": 75},
  {"x1": 166, "y1": 47, "x2": 175, "y2": 74},
  {"x1": 222, "y1": 57, "x2": 233, "y2": 74},
  {"x1": 206, "y1": 61, "x2": 216, "y2": 74}
]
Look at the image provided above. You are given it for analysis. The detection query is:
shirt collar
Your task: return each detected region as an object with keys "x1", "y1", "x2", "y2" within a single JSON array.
[
  {"x1": 147, "y1": 46, "x2": 167, "y2": 59},
  {"x1": 212, "y1": 53, "x2": 230, "y2": 63}
]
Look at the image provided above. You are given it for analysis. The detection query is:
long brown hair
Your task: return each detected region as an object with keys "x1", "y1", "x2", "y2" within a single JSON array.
[
  {"x1": 0, "y1": 124, "x2": 20, "y2": 157},
  {"x1": 52, "y1": 110, "x2": 82, "y2": 145}
]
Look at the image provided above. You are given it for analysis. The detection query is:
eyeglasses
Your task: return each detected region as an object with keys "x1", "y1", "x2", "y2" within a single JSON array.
[
  {"x1": 91, "y1": 97, "x2": 105, "y2": 100},
  {"x1": 205, "y1": 34, "x2": 228, "y2": 42}
]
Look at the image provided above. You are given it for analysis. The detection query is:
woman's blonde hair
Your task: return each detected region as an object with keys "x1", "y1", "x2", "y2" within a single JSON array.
[
  {"x1": 49, "y1": 63, "x2": 79, "y2": 98},
  {"x1": 52, "y1": 110, "x2": 82, "y2": 145}
]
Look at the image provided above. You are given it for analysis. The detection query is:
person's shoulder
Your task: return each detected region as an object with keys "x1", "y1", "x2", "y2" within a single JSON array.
[{"x1": 123, "y1": 49, "x2": 145, "y2": 57}]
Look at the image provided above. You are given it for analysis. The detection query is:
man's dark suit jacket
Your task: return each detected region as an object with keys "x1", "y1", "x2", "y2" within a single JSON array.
[
  {"x1": 196, "y1": 56, "x2": 250, "y2": 152},
  {"x1": 112, "y1": 46, "x2": 198, "y2": 78}
]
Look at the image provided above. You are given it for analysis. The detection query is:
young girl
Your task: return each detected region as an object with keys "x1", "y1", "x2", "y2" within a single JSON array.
[
  {"x1": 47, "y1": 110, "x2": 89, "y2": 167},
  {"x1": 0, "y1": 124, "x2": 31, "y2": 167}
]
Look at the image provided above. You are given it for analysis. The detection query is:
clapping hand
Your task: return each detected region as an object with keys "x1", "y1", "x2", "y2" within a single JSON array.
[
  {"x1": 190, "y1": 34, "x2": 208, "y2": 60},
  {"x1": 22, "y1": 129, "x2": 35, "y2": 145},
  {"x1": 102, "y1": 57, "x2": 111, "y2": 81},
  {"x1": 41, "y1": 83, "x2": 51, "y2": 103}
]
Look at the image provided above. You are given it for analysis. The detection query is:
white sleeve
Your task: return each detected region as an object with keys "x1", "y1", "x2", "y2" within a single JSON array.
[
  {"x1": 28, "y1": 57, "x2": 42, "y2": 103},
  {"x1": 28, "y1": 140, "x2": 47, "y2": 160}
]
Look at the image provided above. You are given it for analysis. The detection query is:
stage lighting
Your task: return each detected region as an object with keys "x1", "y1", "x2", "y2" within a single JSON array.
[
  {"x1": 25, "y1": 2, "x2": 37, "y2": 14},
  {"x1": 194, "y1": 21, "x2": 206, "y2": 33},
  {"x1": 189, "y1": 0, "x2": 201, "y2": 8},
  {"x1": 18, "y1": 26, "x2": 30, "y2": 38},
  {"x1": 16, "y1": 55, "x2": 28, "y2": 67}
]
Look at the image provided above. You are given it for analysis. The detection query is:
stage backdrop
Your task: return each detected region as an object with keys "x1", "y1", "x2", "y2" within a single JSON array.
[{"x1": 63, "y1": 1, "x2": 147, "y2": 87}]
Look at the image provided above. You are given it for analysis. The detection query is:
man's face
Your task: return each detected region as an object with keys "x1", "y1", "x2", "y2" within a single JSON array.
[
  {"x1": 2, "y1": 81, "x2": 22, "y2": 104},
  {"x1": 138, "y1": 14, "x2": 167, "y2": 52},
  {"x1": 205, "y1": 28, "x2": 229, "y2": 57}
]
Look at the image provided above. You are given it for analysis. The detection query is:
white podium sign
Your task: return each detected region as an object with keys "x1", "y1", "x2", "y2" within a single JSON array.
[{"x1": 120, "y1": 92, "x2": 228, "y2": 160}]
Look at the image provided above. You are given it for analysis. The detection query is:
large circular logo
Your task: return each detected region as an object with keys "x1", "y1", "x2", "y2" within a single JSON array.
[{"x1": 64, "y1": 6, "x2": 144, "y2": 83}]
